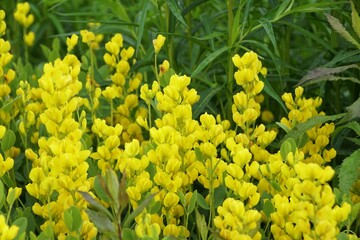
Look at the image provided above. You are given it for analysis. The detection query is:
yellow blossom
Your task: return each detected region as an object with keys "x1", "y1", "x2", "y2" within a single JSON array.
[{"x1": 153, "y1": 34, "x2": 166, "y2": 54}]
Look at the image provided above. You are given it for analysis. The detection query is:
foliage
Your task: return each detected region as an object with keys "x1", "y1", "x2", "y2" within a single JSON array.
[{"x1": 0, "y1": 0, "x2": 359, "y2": 239}]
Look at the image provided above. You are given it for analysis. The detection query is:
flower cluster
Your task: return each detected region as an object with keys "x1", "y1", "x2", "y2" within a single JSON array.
[
  {"x1": 13, "y1": 2, "x2": 35, "y2": 46},
  {"x1": 25, "y1": 54, "x2": 96, "y2": 239}
]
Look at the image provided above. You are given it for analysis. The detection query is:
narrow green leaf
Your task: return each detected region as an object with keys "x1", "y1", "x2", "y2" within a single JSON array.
[
  {"x1": 85, "y1": 209, "x2": 115, "y2": 233},
  {"x1": 135, "y1": 0, "x2": 150, "y2": 56},
  {"x1": 123, "y1": 193, "x2": 155, "y2": 228},
  {"x1": 1, "y1": 130, "x2": 16, "y2": 152},
  {"x1": 0, "y1": 180, "x2": 4, "y2": 209},
  {"x1": 274, "y1": 0, "x2": 294, "y2": 20},
  {"x1": 326, "y1": 13, "x2": 360, "y2": 49},
  {"x1": 78, "y1": 191, "x2": 113, "y2": 219},
  {"x1": 94, "y1": 176, "x2": 109, "y2": 202},
  {"x1": 277, "y1": 113, "x2": 346, "y2": 147},
  {"x1": 262, "y1": 75, "x2": 288, "y2": 113},
  {"x1": 190, "y1": 46, "x2": 228, "y2": 78},
  {"x1": 166, "y1": 0, "x2": 188, "y2": 27},
  {"x1": 188, "y1": 190, "x2": 197, "y2": 214},
  {"x1": 259, "y1": 18, "x2": 279, "y2": 54},
  {"x1": 351, "y1": 1, "x2": 360, "y2": 39},
  {"x1": 338, "y1": 149, "x2": 360, "y2": 195},
  {"x1": 195, "y1": 210, "x2": 208, "y2": 240},
  {"x1": 13, "y1": 217, "x2": 27, "y2": 240},
  {"x1": 193, "y1": 86, "x2": 222, "y2": 119},
  {"x1": 231, "y1": 1, "x2": 242, "y2": 45}
]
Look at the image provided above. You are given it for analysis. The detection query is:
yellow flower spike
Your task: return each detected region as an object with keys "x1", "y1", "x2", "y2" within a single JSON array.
[
  {"x1": 6, "y1": 187, "x2": 22, "y2": 206},
  {"x1": 66, "y1": 34, "x2": 78, "y2": 52},
  {"x1": 153, "y1": 34, "x2": 166, "y2": 54}
]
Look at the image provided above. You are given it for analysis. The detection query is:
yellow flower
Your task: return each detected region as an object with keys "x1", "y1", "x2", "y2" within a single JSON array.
[
  {"x1": 66, "y1": 34, "x2": 78, "y2": 52},
  {"x1": 0, "y1": 215, "x2": 19, "y2": 240},
  {"x1": 153, "y1": 34, "x2": 166, "y2": 54},
  {"x1": 80, "y1": 29, "x2": 95, "y2": 45},
  {"x1": 6, "y1": 187, "x2": 22, "y2": 206},
  {"x1": 24, "y1": 31, "x2": 35, "y2": 46},
  {"x1": 163, "y1": 191, "x2": 179, "y2": 208}
]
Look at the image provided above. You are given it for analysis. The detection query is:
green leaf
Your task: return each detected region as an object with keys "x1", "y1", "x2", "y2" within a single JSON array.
[
  {"x1": 263, "y1": 199, "x2": 275, "y2": 218},
  {"x1": 195, "y1": 210, "x2": 208, "y2": 240},
  {"x1": 123, "y1": 193, "x2": 155, "y2": 228},
  {"x1": 188, "y1": 190, "x2": 197, "y2": 214},
  {"x1": 135, "y1": 0, "x2": 150, "y2": 56},
  {"x1": 274, "y1": 0, "x2": 294, "y2": 20},
  {"x1": 351, "y1": 1, "x2": 360, "y2": 39},
  {"x1": 276, "y1": 113, "x2": 346, "y2": 147},
  {"x1": 338, "y1": 97, "x2": 360, "y2": 124},
  {"x1": 190, "y1": 46, "x2": 228, "y2": 78},
  {"x1": 78, "y1": 191, "x2": 113, "y2": 219},
  {"x1": 337, "y1": 232, "x2": 349, "y2": 240},
  {"x1": 259, "y1": 18, "x2": 279, "y2": 54},
  {"x1": 64, "y1": 206, "x2": 82, "y2": 232},
  {"x1": 105, "y1": 169, "x2": 120, "y2": 209},
  {"x1": 296, "y1": 64, "x2": 360, "y2": 86},
  {"x1": 0, "y1": 180, "x2": 4, "y2": 209},
  {"x1": 270, "y1": 180, "x2": 282, "y2": 192},
  {"x1": 166, "y1": 0, "x2": 188, "y2": 27},
  {"x1": 346, "y1": 202, "x2": 360, "y2": 227},
  {"x1": 29, "y1": 231, "x2": 37, "y2": 240},
  {"x1": 196, "y1": 192, "x2": 209, "y2": 210},
  {"x1": 122, "y1": 228, "x2": 137, "y2": 240},
  {"x1": 13, "y1": 217, "x2": 27, "y2": 240},
  {"x1": 159, "y1": 68, "x2": 176, "y2": 88},
  {"x1": 1, "y1": 129, "x2": 16, "y2": 152},
  {"x1": 85, "y1": 209, "x2": 115, "y2": 233},
  {"x1": 193, "y1": 86, "x2": 222, "y2": 119},
  {"x1": 338, "y1": 149, "x2": 360, "y2": 196},
  {"x1": 94, "y1": 176, "x2": 110, "y2": 203},
  {"x1": 262, "y1": 75, "x2": 288, "y2": 113},
  {"x1": 280, "y1": 138, "x2": 297, "y2": 161},
  {"x1": 326, "y1": 13, "x2": 360, "y2": 49}
]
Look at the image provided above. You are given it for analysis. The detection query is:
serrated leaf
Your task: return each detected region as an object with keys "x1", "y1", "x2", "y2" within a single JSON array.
[
  {"x1": 296, "y1": 64, "x2": 360, "y2": 86},
  {"x1": 338, "y1": 149, "x2": 360, "y2": 195},
  {"x1": 326, "y1": 13, "x2": 360, "y2": 49},
  {"x1": 351, "y1": 1, "x2": 360, "y2": 39},
  {"x1": 166, "y1": 0, "x2": 188, "y2": 27},
  {"x1": 193, "y1": 86, "x2": 222, "y2": 119},
  {"x1": 1, "y1": 130, "x2": 16, "y2": 152},
  {"x1": 190, "y1": 46, "x2": 228, "y2": 78}
]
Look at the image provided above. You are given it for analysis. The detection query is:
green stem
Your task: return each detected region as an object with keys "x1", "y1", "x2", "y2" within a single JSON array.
[{"x1": 226, "y1": 0, "x2": 235, "y2": 121}]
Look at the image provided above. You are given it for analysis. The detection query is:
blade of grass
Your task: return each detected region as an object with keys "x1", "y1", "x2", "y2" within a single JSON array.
[
  {"x1": 166, "y1": 0, "x2": 188, "y2": 27},
  {"x1": 135, "y1": 0, "x2": 150, "y2": 56},
  {"x1": 190, "y1": 46, "x2": 228, "y2": 78}
]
